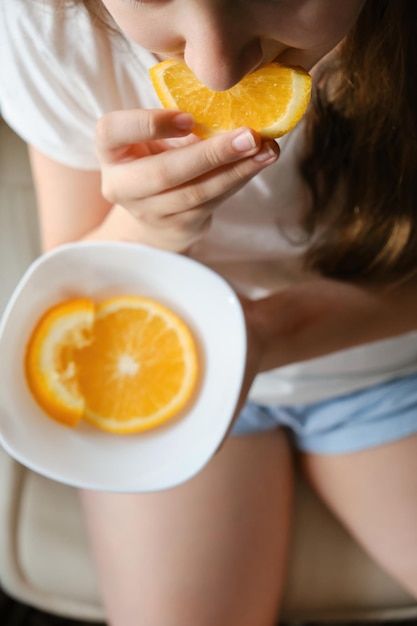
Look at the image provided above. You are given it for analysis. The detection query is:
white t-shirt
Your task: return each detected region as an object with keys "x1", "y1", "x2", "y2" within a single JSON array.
[{"x1": 1, "y1": 0, "x2": 417, "y2": 405}]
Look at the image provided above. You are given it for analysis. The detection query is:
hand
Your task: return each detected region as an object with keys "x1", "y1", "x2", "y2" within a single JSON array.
[{"x1": 95, "y1": 108, "x2": 279, "y2": 252}]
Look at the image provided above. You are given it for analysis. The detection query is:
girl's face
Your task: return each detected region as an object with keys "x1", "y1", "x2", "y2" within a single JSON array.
[{"x1": 101, "y1": 0, "x2": 366, "y2": 90}]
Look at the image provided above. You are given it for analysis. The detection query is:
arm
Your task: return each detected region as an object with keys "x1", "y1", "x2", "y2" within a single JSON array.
[
  {"x1": 28, "y1": 147, "x2": 146, "y2": 251},
  {"x1": 229, "y1": 275, "x2": 417, "y2": 415},
  {"x1": 28, "y1": 147, "x2": 106, "y2": 250},
  {"x1": 244, "y1": 276, "x2": 417, "y2": 373}
]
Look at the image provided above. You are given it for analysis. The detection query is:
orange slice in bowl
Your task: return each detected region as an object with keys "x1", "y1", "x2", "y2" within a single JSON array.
[
  {"x1": 25, "y1": 298, "x2": 95, "y2": 427},
  {"x1": 76, "y1": 296, "x2": 198, "y2": 434},
  {"x1": 149, "y1": 59, "x2": 312, "y2": 139},
  {"x1": 25, "y1": 296, "x2": 199, "y2": 434}
]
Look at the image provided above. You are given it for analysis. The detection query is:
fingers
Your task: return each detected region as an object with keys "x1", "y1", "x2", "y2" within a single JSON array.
[
  {"x1": 124, "y1": 143, "x2": 278, "y2": 220},
  {"x1": 96, "y1": 109, "x2": 194, "y2": 163},
  {"x1": 137, "y1": 129, "x2": 270, "y2": 194},
  {"x1": 101, "y1": 128, "x2": 278, "y2": 205}
]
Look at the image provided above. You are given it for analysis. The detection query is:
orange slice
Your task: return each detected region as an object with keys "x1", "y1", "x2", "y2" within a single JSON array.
[
  {"x1": 25, "y1": 296, "x2": 199, "y2": 434},
  {"x1": 149, "y1": 59, "x2": 312, "y2": 139},
  {"x1": 25, "y1": 298, "x2": 95, "y2": 427},
  {"x1": 76, "y1": 296, "x2": 198, "y2": 434}
]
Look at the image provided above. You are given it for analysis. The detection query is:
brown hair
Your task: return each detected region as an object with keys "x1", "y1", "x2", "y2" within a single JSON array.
[
  {"x1": 301, "y1": 0, "x2": 417, "y2": 284},
  {"x1": 63, "y1": 0, "x2": 417, "y2": 284}
]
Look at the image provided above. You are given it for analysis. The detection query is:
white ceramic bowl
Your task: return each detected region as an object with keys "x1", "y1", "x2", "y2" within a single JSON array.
[{"x1": 0, "y1": 242, "x2": 246, "y2": 492}]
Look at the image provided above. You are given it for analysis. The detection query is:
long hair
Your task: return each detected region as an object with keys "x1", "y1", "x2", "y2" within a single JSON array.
[{"x1": 301, "y1": 0, "x2": 417, "y2": 284}]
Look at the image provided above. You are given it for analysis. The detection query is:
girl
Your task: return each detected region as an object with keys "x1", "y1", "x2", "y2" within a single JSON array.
[{"x1": 1, "y1": 1, "x2": 417, "y2": 624}]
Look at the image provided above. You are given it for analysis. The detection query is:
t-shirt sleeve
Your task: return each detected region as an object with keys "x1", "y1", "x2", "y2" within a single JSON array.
[{"x1": 0, "y1": 1, "x2": 110, "y2": 169}]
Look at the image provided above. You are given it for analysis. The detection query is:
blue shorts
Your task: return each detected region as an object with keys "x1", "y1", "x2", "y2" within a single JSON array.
[{"x1": 232, "y1": 372, "x2": 417, "y2": 454}]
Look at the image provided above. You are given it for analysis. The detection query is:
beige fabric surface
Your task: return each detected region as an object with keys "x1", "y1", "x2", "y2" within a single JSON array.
[{"x1": 0, "y1": 117, "x2": 416, "y2": 623}]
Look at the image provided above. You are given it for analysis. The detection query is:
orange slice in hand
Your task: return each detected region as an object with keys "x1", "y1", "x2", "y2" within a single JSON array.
[
  {"x1": 149, "y1": 59, "x2": 312, "y2": 139},
  {"x1": 25, "y1": 296, "x2": 199, "y2": 434}
]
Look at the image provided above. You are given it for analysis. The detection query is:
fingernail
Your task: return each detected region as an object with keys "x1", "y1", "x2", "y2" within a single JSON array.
[
  {"x1": 174, "y1": 112, "x2": 194, "y2": 130},
  {"x1": 232, "y1": 130, "x2": 257, "y2": 152},
  {"x1": 253, "y1": 142, "x2": 278, "y2": 163}
]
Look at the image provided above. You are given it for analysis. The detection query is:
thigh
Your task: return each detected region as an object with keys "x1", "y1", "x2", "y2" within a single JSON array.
[
  {"x1": 302, "y1": 433, "x2": 417, "y2": 598},
  {"x1": 80, "y1": 430, "x2": 293, "y2": 626}
]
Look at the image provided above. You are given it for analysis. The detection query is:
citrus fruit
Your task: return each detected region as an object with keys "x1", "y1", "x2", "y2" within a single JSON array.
[
  {"x1": 149, "y1": 59, "x2": 312, "y2": 139},
  {"x1": 25, "y1": 298, "x2": 95, "y2": 427},
  {"x1": 76, "y1": 296, "x2": 198, "y2": 434},
  {"x1": 25, "y1": 296, "x2": 199, "y2": 434}
]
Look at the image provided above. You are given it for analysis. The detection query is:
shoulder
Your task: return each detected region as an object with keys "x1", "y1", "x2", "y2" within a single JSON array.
[
  {"x1": 1, "y1": 1, "x2": 95, "y2": 75},
  {"x1": 0, "y1": 0, "x2": 158, "y2": 168}
]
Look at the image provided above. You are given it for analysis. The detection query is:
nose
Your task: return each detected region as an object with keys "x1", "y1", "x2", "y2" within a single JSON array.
[
  {"x1": 180, "y1": 10, "x2": 264, "y2": 90},
  {"x1": 184, "y1": 38, "x2": 264, "y2": 91}
]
